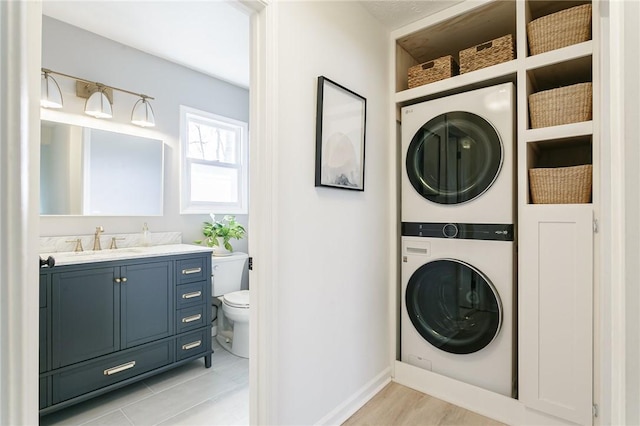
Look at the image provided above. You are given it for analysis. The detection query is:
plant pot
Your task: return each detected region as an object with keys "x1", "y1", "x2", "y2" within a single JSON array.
[{"x1": 212, "y1": 237, "x2": 232, "y2": 256}]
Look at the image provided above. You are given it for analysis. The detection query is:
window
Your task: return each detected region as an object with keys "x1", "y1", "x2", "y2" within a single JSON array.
[{"x1": 180, "y1": 106, "x2": 248, "y2": 214}]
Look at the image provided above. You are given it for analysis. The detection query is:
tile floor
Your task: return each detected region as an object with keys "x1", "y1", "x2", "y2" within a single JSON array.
[{"x1": 40, "y1": 339, "x2": 249, "y2": 426}]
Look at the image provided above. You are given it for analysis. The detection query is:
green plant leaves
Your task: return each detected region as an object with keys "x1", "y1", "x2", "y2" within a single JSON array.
[{"x1": 195, "y1": 215, "x2": 246, "y2": 251}]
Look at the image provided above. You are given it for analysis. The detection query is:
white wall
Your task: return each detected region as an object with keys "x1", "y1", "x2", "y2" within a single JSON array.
[
  {"x1": 40, "y1": 16, "x2": 250, "y2": 259},
  {"x1": 272, "y1": 2, "x2": 390, "y2": 424}
]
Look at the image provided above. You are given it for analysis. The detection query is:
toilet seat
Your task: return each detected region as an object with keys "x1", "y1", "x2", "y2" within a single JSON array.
[{"x1": 223, "y1": 290, "x2": 250, "y2": 308}]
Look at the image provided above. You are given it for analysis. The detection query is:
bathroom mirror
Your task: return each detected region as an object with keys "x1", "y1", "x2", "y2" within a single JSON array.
[{"x1": 40, "y1": 119, "x2": 164, "y2": 216}]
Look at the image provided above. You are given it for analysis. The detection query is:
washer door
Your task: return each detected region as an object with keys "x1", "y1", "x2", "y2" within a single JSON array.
[
  {"x1": 406, "y1": 111, "x2": 503, "y2": 204},
  {"x1": 405, "y1": 259, "x2": 502, "y2": 354}
]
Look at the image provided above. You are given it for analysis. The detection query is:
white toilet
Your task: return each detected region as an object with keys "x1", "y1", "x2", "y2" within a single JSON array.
[{"x1": 211, "y1": 252, "x2": 249, "y2": 358}]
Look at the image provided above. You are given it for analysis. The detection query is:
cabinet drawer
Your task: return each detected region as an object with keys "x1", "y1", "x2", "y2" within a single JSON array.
[
  {"x1": 176, "y1": 257, "x2": 207, "y2": 285},
  {"x1": 52, "y1": 340, "x2": 174, "y2": 404},
  {"x1": 176, "y1": 281, "x2": 207, "y2": 309},
  {"x1": 176, "y1": 305, "x2": 207, "y2": 333},
  {"x1": 177, "y1": 329, "x2": 208, "y2": 361}
]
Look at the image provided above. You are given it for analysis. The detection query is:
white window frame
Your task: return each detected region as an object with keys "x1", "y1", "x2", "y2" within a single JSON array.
[{"x1": 180, "y1": 105, "x2": 248, "y2": 214}]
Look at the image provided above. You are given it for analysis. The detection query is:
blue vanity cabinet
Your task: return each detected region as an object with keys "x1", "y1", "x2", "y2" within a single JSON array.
[
  {"x1": 120, "y1": 261, "x2": 174, "y2": 349},
  {"x1": 39, "y1": 251, "x2": 212, "y2": 415},
  {"x1": 51, "y1": 266, "x2": 120, "y2": 369}
]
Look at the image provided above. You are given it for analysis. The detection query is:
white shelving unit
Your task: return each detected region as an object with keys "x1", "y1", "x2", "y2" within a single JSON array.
[{"x1": 390, "y1": 1, "x2": 597, "y2": 424}]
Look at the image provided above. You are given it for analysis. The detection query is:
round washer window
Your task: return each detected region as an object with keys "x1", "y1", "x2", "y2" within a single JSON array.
[
  {"x1": 406, "y1": 111, "x2": 502, "y2": 205},
  {"x1": 405, "y1": 259, "x2": 502, "y2": 354}
]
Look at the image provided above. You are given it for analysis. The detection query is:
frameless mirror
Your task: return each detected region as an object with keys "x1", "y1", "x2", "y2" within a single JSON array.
[{"x1": 40, "y1": 119, "x2": 164, "y2": 216}]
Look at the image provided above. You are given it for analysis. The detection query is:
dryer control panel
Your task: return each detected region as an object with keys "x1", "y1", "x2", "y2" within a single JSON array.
[{"x1": 402, "y1": 222, "x2": 514, "y2": 241}]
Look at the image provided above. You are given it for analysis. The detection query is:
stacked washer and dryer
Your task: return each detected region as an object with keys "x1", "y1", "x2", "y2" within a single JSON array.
[{"x1": 400, "y1": 83, "x2": 516, "y2": 397}]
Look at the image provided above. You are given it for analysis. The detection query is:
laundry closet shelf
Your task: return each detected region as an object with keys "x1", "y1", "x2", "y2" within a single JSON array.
[
  {"x1": 395, "y1": 60, "x2": 517, "y2": 106},
  {"x1": 524, "y1": 121, "x2": 593, "y2": 143},
  {"x1": 524, "y1": 41, "x2": 593, "y2": 72}
]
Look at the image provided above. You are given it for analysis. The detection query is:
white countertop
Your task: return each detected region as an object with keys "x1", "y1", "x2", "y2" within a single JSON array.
[{"x1": 41, "y1": 244, "x2": 214, "y2": 266}]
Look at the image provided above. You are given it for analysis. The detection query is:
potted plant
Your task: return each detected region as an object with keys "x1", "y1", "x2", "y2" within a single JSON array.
[{"x1": 196, "y1": 214, "x2": 246, "y2": 256}]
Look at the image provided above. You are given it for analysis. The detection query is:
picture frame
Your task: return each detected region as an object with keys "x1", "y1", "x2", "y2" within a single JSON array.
[{"x1": 315, "y1": 76, "x2": 367, "y2": 191}]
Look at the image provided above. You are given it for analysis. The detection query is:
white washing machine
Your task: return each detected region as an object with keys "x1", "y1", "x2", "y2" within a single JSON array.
[
  {"x1": 400, "y1": 230, "x2": 515, "y2": 397},
  {"x1": 401, "y1": 83, "x2": 515, "y2": 224}
]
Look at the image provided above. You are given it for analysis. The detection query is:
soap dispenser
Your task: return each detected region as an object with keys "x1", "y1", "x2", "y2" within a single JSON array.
[{"x1": 141, "y1": 222, "x2": 150, "y2": 247}]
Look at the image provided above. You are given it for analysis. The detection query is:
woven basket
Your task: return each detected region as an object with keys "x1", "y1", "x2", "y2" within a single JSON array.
[
  {"x1": 528, "y1": 4, "x2": 592, "y2": 55},
  {"x1": 459, "y1": 34, "x2": 514, "y2": 74},
  {"x1": 529, "y1": 82, "x2": 592, "y2": 128},
  {"x1": 408, "y1": 55, "x2": 458, "y2": 88},
  {"x1": 529, "y1": 164, "x2": 592, "y2": 204}
]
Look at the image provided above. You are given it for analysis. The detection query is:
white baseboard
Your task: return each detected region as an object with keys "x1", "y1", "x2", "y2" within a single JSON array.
[{"x1": 314, "y1": 367, "x2": 391, "y2": 426}]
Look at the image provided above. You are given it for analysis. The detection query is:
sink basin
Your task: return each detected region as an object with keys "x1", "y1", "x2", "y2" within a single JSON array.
[
  {"x1": 40, "y1": 244, "x2": 213, "y2": 266},
  {"x1": 43, "y1": 247, "x2": 148, "y2": 265},
  {"x1": 110, "y1": 247, "x2": 144, "y2": 254}
]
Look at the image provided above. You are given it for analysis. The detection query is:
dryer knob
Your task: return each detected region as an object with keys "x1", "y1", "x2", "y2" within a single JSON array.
[{"x1": 442, "y1": 223, "x2": 459, "y2": 238}]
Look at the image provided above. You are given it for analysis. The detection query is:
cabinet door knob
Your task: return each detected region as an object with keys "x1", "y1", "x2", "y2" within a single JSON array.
[
  {"x1": 114, "y1": 278, "x2": 121, "y2": 283},
  {"x1": 121, "y1": 277, "x2": 127, "y2": 283}
]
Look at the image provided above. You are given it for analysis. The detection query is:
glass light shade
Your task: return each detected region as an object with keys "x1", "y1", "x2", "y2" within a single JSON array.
[
  {"x1": 131, "y1": 98, "x2": 156, "y2": 127},
  {"x1": 40, "y1": 73, "x2": 63, "y2": 108},
  {"x1": 85, "y1": 90, "x2": 113, "y2": 119}
]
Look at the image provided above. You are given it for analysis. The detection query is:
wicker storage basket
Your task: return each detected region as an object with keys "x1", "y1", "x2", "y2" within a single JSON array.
[
  {"x1": 408, "y1": 55, "x2": 458, "y2": 88},
  {"x1": 528, "y1": 82, "x2": 592, "y2": 128},
  {"x1": 459, "y1": 34, "x2": 514, "y2": 74},
  {"x1": 528, "y1": 4, "x2": 592, "y2": 55},
  {"x1": 529, "y1": 164, "x2": 592, "y2": 204}
]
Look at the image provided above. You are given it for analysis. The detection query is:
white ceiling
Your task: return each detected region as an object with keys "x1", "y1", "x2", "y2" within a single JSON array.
[
  {"x1": 42, "y1": 0, "x2": 251, "y2": 88},
  {"x1": 42, "y1": 1, "x2": 461, "y2": 90},
  {"x1": 359, "y1": 0, "x2": 463, "y2": 30}
]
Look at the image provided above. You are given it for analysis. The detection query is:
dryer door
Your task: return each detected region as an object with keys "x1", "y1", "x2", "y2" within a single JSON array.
[
  {"x1": 405, "y1": 259, "x2": 502, "y2": 354},
  {"x1": 406, "y1": 111, "x2": 502, "y2": 204}
]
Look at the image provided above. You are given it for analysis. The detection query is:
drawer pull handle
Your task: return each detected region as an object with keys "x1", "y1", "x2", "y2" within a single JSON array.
[
  {"x1": 182, "y1": 340, "x2": 202, "y2": 351},
  {"x1": 182, "y1": 314, "x2": 202, "y2": 323},
  {"x1": 103, "y1": 361, "x2": 136, "y2": 376},
  {"x1": 182, "y1": 267, "x2": 202, "y2": 275},
  {"x1": 182, "y1": 291, "x2": 202, "y2": 299}
]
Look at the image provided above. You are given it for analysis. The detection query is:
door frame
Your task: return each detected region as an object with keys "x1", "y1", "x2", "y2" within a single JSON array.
[
  {"x1": 0, "y1": 1, "x2": 42, "y2": 424},
  {"x1": 241, "y1": 0, "x2": 279, "y2": 424},
  {"x1": 0, "y1": 0, "x2": 278, "y2": 424}
]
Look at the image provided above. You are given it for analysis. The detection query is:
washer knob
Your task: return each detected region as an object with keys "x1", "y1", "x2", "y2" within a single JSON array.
[{"x1": 442, "y1": 223, "x2": 459, "y2": 238}]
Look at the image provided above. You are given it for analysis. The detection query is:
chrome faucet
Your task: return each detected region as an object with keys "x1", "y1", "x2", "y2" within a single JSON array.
[{"x1": 93, "y1": 226, "x2": 104, "y2": 251}]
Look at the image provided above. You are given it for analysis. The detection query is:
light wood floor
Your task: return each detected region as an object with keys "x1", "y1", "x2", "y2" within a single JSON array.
[{"x1": 343, "y1": 382, "x2": 505, "y2": 426}]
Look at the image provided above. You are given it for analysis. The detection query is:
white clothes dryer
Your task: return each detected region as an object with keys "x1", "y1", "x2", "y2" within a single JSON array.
[
  {"x1": 401, "y1": 83, "x2": 515, "y2": 224},
  {"x1": 400, "y1": 229, "x2": 515, "y2": 397}
]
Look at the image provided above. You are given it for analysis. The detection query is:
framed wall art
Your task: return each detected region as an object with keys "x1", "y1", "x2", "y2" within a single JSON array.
[{"x1": 315, "y1": 76, "x2": 367, "y2": 191}]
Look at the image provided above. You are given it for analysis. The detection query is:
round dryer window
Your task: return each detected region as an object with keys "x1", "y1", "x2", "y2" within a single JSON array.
[
  {"x1": 405, "y1": 259, "x2": 502, "y2": 354},
  {"x1": 406, "y1": 111, "x2": 503, "y2": 204}
]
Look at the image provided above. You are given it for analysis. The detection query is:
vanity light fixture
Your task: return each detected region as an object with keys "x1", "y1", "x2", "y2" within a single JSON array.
[
  {"x1": 40, "y1": 69, "x2": 63, "y2": 109},
  {"x1": 131, "y1": 96, "x2": 156, "y2": 127},
  {"x1": 84, "y1": 84, "x2": 113, "y2": 119},
  {"x1": 40, "y1": 68, "x2": 156, "y2": 127}
]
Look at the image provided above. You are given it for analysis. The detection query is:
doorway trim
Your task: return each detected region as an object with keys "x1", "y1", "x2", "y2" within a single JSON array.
[
  {"x1": 1, "y1": 0, "x2": 277, "y2": 424},
  {"x1": 0, "y1": 1, "x2": 42, "y2": 424},
  {"x1": 241, "y1": 0, "x2": 279, "y2": 424}
]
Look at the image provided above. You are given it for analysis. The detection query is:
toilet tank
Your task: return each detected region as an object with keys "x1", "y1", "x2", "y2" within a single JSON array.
[{"x1": 211, "y1": 252, "x2": 249, "y2": 296}]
